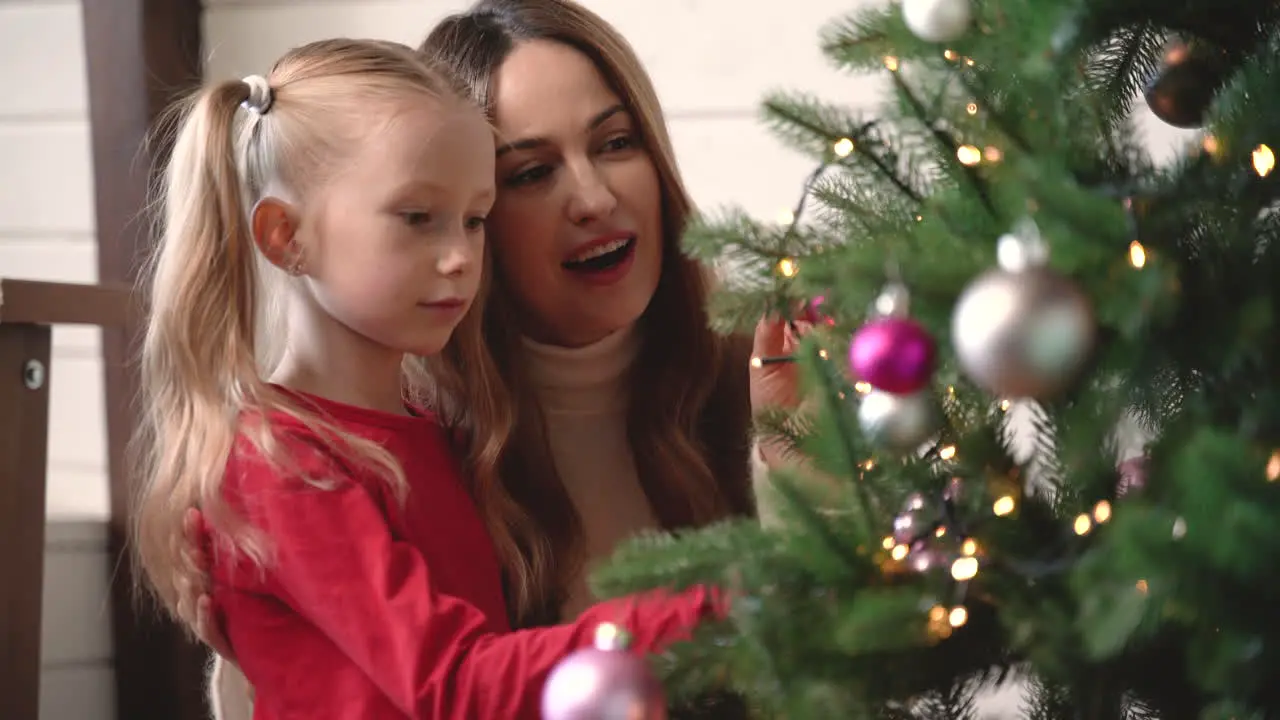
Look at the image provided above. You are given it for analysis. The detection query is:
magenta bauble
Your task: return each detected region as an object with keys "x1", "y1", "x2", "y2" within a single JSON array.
[
  {"x1": 1117, "y1": 455, "x2": 1147, "y2": 497},
  {"x1": 848, "y1": 317, "x2": 936, "y2": 393},
  {"x1": 800, "y1": 294, "x2": 837, "y2": 326},
  {"x1": 541, "y1": 624, "x2": 667, "y2": 720}
]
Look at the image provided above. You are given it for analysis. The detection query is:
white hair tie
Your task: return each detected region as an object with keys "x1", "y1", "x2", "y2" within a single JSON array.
[{"x1": 241, "y1": 74, "x2": 274, "y2": 114}]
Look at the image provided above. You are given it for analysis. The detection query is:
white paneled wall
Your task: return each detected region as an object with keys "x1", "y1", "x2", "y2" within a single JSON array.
[
  {"x1": 0, "y1": 0, "x2": 108, "y2": 518},
  {"x1": 0, "y1": 1, "x2": 1199, "y2": 718},
  {"x1": 202, "y1": 0, "x2": 875, "y2": 221},
  {"x1": 1, "y1": 1, "x2": 117, "y2": 719}
]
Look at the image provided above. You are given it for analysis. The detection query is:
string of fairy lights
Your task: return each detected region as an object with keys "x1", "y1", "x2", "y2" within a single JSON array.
[{"x1": 746, "y1": 47, "x2": 1279, "y2": 639}]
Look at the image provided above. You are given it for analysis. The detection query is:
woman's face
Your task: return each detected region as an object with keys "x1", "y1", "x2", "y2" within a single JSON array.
[{"x1": 487, "y1": 39, "x2": 664, "y2": 348}]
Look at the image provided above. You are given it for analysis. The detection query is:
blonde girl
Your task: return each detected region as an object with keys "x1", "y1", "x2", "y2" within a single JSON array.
[{"x1": 133, "y1": 37, "x2": 724, "y2": 719}]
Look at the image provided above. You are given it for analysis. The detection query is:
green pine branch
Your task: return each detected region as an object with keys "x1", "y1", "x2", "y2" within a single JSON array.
[{"x1": 603, "y1": 0, "x2": 1280, "y2": 716}]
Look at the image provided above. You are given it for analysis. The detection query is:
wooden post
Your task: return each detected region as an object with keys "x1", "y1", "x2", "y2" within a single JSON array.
[
  {"x1": 80, "y1": 1, "x2": 208, "y2": 718},
  {"x1": 0, "y1": 278, "x2": 133, "y2": 719},
  {"x1": 0, "y1": 323, "x2": 52, "y2": 720}
]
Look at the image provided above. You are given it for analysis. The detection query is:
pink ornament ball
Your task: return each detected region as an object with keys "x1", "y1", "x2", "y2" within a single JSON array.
[
  {"x1": 541, "y1": 624, "x2": 668, "y2": 720},
  {"x1": 1117, "y1": 455, "x2": 1147, "y2": 497},
  {"x1": 848, "y1": 317, "x2": 936, "y2": 394},
  {"x1": 800, "y1": 294, "x2": 837, "y2": 326}
]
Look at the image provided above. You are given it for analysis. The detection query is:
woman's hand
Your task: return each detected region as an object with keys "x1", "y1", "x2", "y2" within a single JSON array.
[
  {"x1": 176, "y1": 508, "x2": 238, "y2": 664},
  {"x1": 749, "y1": 316, "x2": 809, "y2": 412},
  {"x1": 749, "y1": 316, "x2": 816, "y2": 469}
]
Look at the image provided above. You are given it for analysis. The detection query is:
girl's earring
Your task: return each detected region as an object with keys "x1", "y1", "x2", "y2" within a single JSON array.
[{"x1": 287, "y1": 254, "x2": 306, "y2": 277}]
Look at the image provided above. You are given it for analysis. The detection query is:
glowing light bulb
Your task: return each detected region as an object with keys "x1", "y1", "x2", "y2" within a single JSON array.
[
  {"x1": 956, "y1": 145, "x2": 982, "y2": 165},
  {"x1": 993, "y1": 496, "x2": 1016, "y2": 516},
  {"x1": 833, "y1": 137, "x2": 855, "y2": 158},
  {"x1": 1074, "y1": 514, "x2": 1092, "y2": 535},
  {"x1": 1267, "y1": 450, "x2": 1280, "y2": 482},
  {"x1": 776, "y1": 257, "x2": 798, "y2": 277},
  {"x1": 983, "y1": 146, "x2": 1003, "y2": 163},
  {"x1": 1093, "y1": 500, "x2": 1112, "y2": 524},
  {"x1": 939, "y1": 445, "x2": 957, "y2": 460},
  {"x1": 948, "y1": 606, "x2": 968, "y2": 627},
  {"x1": 1128, "y1": 240, "x2": 1146, "y2": 268},
  {"x1": 951, "y1": 556, "x2": 979, "y2": 581},
  {"x1": 854, "y1": 381, "x2": 872, "y2": 394},
  {"x1": 884, "y1": 56, "x2": 900, "y2": 72},
  {"x1": 966, "y1": 102, "x2": 978, "y2": 115},
  {"x1": 1253, "y1": 144, "x2": 1275, "y2": 177}
]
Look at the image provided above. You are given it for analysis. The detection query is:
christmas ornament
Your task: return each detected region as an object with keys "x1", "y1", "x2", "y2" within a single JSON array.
[
  {"x1": 908, "y1": 545, "x2": 952, "y2": 573},
  {"x1": 951, "y1": 222, "x2": 1096, "y2": 399},
  {"x1": 889, "y1": 493, "x2": 962, "y2": 574},
  {"x1": 1117, "y1": 454, "x2": 1147, "y2": 497},
  {"x1": 849, "y1": 283, "x2": 937, "y2": 394},
  {"x1": 1143, "y1": 36, "x2": 1232, "y2": 129},
  {"x1": 799, "y1": 293, "x2": 837, "y2": 326},
  {"x1": 858, "y1": 388, "x2": 941, "y2": 453},
  {"x1": 892, "y1": 493, "x2": 935, "y2": 545},
  {"x1": 541, "y1": 623, "x2": 667, "y2": 720},
  {"x1": 901, "y1": 0, "x2": 972, "y2": 43}
]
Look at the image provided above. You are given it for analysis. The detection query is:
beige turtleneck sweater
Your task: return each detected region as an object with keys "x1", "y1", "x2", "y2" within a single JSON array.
[{"x1": 521, "y1": 324, "x2": 661, "y2": 619}]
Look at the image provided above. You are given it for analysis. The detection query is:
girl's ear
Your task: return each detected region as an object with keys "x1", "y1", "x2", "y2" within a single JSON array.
[{"x1": 250, "y1": 197, "x2": 304, "y2": 274}]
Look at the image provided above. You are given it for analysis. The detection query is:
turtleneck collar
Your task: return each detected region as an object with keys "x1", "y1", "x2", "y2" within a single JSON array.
[{"x1": 521, "y1": 324, "x2": 639, "y2": 415}]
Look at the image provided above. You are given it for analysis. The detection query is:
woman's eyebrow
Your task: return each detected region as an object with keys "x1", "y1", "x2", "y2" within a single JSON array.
[{"x1": 495, "y1": 104, "x2": 626, "y2": 158}]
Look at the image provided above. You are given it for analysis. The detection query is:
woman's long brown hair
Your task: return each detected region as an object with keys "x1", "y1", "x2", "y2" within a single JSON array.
[{"x1": 421, "y1": 0, "x2": 757, "y2": 628}]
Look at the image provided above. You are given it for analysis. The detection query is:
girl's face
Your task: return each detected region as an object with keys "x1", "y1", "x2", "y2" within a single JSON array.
[
  {"x1": 487, "y1": 39, "x2": 664, "y2": 348},
  {"x1": 289, "y1": 97, "x2": 496, "y2": 359}
]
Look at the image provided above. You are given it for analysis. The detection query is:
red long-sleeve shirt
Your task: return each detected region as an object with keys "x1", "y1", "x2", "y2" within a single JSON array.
[{"x1": 209, "y1": 390, "x2": 718, "y2": 719}]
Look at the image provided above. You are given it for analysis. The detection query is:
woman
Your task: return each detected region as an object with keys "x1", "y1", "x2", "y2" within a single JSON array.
[{"x1": 191, "y1": 0, "x2": 804, "y2": 715}]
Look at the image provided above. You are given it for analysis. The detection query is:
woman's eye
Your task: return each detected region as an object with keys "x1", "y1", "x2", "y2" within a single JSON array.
[
  {"x1": 400, "y1": 211, "x2": 431, "y2": 226},
  {"x1": 465, "y1": 216, "x2": 486, "y2": 230},
  {"x1": 507, "y1": 164, "x2": 553, "y2": 187},
  {"x1": 601, "y1": 134, "x2": 635, "y2": 152}
]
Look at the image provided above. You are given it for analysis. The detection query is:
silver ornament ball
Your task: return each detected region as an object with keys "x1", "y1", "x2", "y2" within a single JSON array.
[
  {"x1": 857, "y1": 388, "x2": 941, "y2": 453},
  {"x1": 542, "y1": 624, "x2": 667, "y2": 720},
  {"x1": 901, "y1": 0, "x2": 973, "y2": 43},
  {"x1": 950, "y1": 267, "x2": 1095, "y2": 399}
]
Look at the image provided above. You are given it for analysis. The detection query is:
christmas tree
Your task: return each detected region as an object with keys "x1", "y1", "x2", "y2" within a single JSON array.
[{"x1": 588, "y1": 0, "x2": 1280, "y2": 717}]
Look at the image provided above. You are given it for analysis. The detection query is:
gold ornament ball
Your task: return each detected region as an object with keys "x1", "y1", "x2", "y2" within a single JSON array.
[{"x1": 950, "y1": 267, "x2": 1095, "y2": 399}]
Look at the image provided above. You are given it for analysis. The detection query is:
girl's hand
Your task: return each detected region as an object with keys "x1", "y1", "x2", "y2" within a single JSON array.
[{"x1": 176, "y1": 508, "x2": 238, "y2": 664}]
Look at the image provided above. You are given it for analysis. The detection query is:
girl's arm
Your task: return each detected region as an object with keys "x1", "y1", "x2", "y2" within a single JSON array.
[{"x1": 220, "y1": 456, "x2": 719, "y2": 720}]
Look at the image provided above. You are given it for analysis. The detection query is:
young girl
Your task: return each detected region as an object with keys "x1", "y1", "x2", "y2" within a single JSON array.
[{"x1": 132, "y1": 37, "x2": 724, "y2": 719}]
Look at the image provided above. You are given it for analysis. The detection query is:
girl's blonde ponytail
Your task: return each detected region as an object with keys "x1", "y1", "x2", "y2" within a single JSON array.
[{"x1": 134, "y1": 78, "x2": 271, "y2": 621}]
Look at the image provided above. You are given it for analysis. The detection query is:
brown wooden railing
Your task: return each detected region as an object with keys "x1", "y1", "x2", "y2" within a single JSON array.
[
  {"x1": 0, "y1": 278, "x2": 134, "y2": 719},
  {"x1": 76, "y1": 0, "x2": 210, "y2": 717}
]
